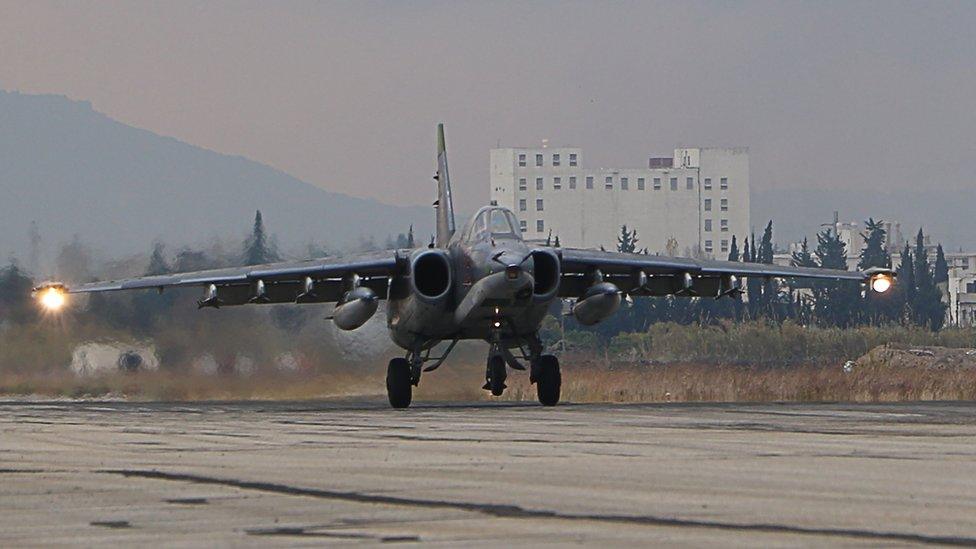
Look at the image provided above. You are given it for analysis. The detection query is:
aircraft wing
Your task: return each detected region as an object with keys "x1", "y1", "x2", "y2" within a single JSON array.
[
  {"x1": 34, "y1": 250, "x2": 406, "y2": 306},
  {"x1": 557, "y1": 248, "x2": 893, "y2": 298}
]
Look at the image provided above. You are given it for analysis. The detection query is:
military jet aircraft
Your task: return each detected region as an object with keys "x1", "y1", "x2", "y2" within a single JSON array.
[{"x1": 33, "y1": 124, "x2": 895, "y2": 408}]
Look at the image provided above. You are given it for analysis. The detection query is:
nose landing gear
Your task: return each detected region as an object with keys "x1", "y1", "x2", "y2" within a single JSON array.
[
  {"x1": 483, "y1": 352, "x2": 507, "y2": 396},
  {"x1": 482, "y1": 334, "x2": 561, "y2": 406}
]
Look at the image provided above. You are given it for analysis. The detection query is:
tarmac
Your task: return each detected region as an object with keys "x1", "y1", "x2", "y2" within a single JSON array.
[{"x1": 2, "y1": 399, "x2": 976, "y2": 547}]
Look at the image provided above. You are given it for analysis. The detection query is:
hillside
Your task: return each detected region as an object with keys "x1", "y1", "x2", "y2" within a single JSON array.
[{"x1": 0, "y1": 91, "x2": 433, "y2": 270}]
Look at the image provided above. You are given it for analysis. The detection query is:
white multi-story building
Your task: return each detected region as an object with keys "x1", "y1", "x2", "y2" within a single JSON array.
[
  {"x1": 946, "y1": 252, "x2": 976, "y2": 326},
  {"x1": 489, "y1": 145, "x2": 750, "y2": 257}
]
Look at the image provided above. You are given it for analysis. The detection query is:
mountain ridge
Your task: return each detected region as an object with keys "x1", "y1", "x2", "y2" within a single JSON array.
[{"x1": 0, "y1": 90, "x2": 433, "y2": 271}]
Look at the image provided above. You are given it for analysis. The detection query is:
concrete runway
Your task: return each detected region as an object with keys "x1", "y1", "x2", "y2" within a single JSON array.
[{"x1": 3, "y1": 400, "x2": 976, "y2": 547}]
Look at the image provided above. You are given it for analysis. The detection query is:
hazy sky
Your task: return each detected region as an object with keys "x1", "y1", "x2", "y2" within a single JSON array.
[{"x1": 2, "y1": 1, "x2": 974, "y2": 217}]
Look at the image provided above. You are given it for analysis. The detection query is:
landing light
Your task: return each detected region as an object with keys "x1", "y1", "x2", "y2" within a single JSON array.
[
  {"x1": 39, "y1": 287, "x2": 67, "y2": 311},
  {"x1": 870, "y1": 274, "x2": 893, "y2": 294}
]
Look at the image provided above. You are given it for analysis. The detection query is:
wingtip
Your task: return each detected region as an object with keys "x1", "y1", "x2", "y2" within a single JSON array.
[{"x1": 437, "y1": 123, "x2": 446, "y2": 153}]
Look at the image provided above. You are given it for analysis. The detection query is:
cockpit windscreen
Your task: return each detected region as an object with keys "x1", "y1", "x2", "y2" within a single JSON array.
[
  {"x1": 465, "y1": 208, "x2": 522, "y2": 242},
  {"x1": 489, "y1": 209, "x2": 519, "y2": 239}
]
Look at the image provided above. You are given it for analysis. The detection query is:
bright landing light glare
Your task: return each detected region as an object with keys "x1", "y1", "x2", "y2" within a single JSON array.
[
  {"x1": 870, "y1": 275, "x2": 893, "y2": 294},
  {"x1": 39, "y1": 287, "x2": 66, "y2": 311}
]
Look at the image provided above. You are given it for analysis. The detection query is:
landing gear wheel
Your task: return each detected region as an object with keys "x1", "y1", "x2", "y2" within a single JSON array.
[
  {"x1": 487, "y1": 354, "x2": 507, "y2": 397},
  {"x1": 535, "y1": 354, "x2": 561, "y2": 406},
  {"x1": 386, "y1": 357, "x2": 412, "y2": 409}
]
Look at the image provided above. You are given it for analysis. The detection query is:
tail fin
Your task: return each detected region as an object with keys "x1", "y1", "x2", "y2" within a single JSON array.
[{"x1": 434, "y1": 123, "x2": 456, "y2": 247}]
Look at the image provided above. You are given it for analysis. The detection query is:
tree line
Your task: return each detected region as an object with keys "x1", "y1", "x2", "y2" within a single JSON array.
[
  {"x1": 573, "y1": 219, "x2": 949, "y2": 340},
  {"x1": 0, "y1": 212, "x2": 953, "y2": 340}
]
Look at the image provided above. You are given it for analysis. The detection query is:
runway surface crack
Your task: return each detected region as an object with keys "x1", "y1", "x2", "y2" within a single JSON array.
[{"x1": 102, "y1": 468, "x2": 976, "y2": 546}]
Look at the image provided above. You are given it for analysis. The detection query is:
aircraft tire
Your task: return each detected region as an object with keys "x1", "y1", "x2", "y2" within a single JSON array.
[
  {"x1": 535, "y1": 354, "x2": 561, "y2": 406},
  {"x1": 488, "y1": 354, "x2": 507, "y2": 397},
  {"x1": 386, "y1": 358, "x2": 412, "y2": 409}
]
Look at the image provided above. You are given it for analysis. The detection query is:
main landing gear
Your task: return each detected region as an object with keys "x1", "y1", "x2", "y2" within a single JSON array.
[
  {"x1": 532, "y1": 354, "x2": 561, "y2": 406},
  {"x1": 385, "y1": 336, "x2": 562, "y2": 408},
  {"x1": 386, "y1": 342, "x2": 457, "y2": 409},
  {"x1": 386, "y1": 357, "x2": 413, "y2": 409}
]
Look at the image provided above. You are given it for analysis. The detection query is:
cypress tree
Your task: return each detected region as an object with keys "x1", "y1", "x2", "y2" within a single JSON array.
[
  {"x1": 857, "y1": 219, "x2": 894, "y2": 324},
  {"x1": 719, "y1": 235, "x2": 742, "y2": 320},
  {"x1": 857, "y1": 218, "x2": 891, "y2": 270},
  {"x1": 896, "y1": 242, "x2": 915, "y2": 324},
  {"x1": 757, "y1": 221, "x2": 777, "y2": 316},
  {"x1": 758, "y1": 221, "x2": 774, "y2": 264},
  {"x1": 934, "y1": 244, "x2": 949, "y2": 285},
  {"x1": 407, "y1": 225, "x2": 415, "y2": 248},
  {"x1": 728, "y1": 235, "x2": 739, "y2": 262},
  {"x1": 790, "y1": 237, "x2": 817, "y2": 322},
  {"x1": 813, "y1": 228, "x2": 858, "y2": 327},
  {"x1": 913, "y1": 229, "x2": 946, "y2": 330},
  {"x1": 745, "y1": 233, "x2": 763, "y2": 318},
  {"x1": 243, "y1": 210, "x2": 279, "y2": 266},
  {"x1": 791, "y1": 238, "x2": 816, "y2": 268}
]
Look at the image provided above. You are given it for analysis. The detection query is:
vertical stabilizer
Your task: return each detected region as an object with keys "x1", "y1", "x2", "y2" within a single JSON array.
[{"x1": 435, "y1": 123, "x2": 456, "y2": 247}]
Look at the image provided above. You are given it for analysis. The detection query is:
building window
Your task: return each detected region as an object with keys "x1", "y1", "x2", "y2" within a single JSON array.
[
  {"x1": 519, "y1": 199, "x2": 526, "y2": 212},
  {"x1": 968, "y1": 281, "x2": 976, "y2": 293},
  {"x1": 637, "y1": 178, "x2": 645, "y2": 190},
  {"x1": 705, "y1": 219, "x2": 712, "y2": 232},
  {"x1": 721, "y1": 198, "x2": 728, "y2": 211},
  {"x1": 518, "y1": 178, "x2": 527, "y2": 191},
  {"x1": 720, "y1": 177, "x2": 728, "y2": 190},
  {"x1": 518, "y1": 154, "x2": 526, "y2": 168},
  {"x1": 686, "y1": 177, "x2": 694, "y2": 190},
  {"x1": 670, "y1": 177, "x2": 678, "y2": 191},
  {"x1": 536, "y1": 198, "x2": 544, "y2": 211},
  {"x1": 519, "y1": 220, "x2": 527, "y2": 232},
  {"x1": 569, "y1": 176, "x2": 577, "y2": 189},
  {"x1": 586, "y1": 176, "x2": 594, "y2": 189},
  {"x1": 536, "y1": 177, "x2": 544, "y2": 191},
  {"x1": 621, "y1": 177, "x2": 629, "y2": 190},
  {"x1": 720, "y1": 219, "x2": 729, "y2": 232},
  {"x1": 536, "y1": 154, "x2": 544, "y2": 167},
  {"x1": 553, "y1": 177, "x2": 561, "y2": 189},
  {"x1": 705, "y1": 240, "x2": 713, "y2": 253},
  {"x1": 654, "y1": 177, "x2": 661, "y2": 190},
  {"x1": 721, "y1": 239, "x2": 729, "y2": 253},
  {"x1": 704, "y1": 177, "x2": 712, "y2": 190},
  {"x1": 605, "y1": 176, "x2": 613, "y2": 189},
  {"x1": 569, "y1": 153, "x2": 578, "y2": 167},
  {"x1": 536, "y1": 220, "x2": 544, "y2": 233},
  {"x1": 704, "y1": 198, "x2": 712, "y2": 211},
  {"x1": 553, "y1": 153, "x2": 560, "y2": 166}
]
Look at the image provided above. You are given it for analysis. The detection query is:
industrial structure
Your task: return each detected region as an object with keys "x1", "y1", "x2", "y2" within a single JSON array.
[{"x1": 489, "y1": 145, "x2": 750, "y2": 257}]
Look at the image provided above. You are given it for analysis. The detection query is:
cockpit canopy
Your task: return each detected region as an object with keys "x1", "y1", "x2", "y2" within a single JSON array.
[{"x1": 461, "y1": 207, "x2": 523, "y2": 243}]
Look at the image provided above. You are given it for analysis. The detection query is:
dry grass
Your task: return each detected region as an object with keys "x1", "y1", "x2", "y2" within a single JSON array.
[
  {"x1": 498, "y1": 360, "x2": 976, "y2": 403},
  {"x1": 5, "y1": 358, "x2": 976, "y2": 404}
]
